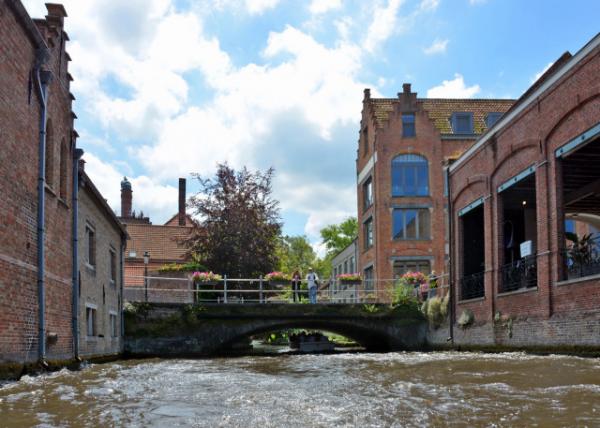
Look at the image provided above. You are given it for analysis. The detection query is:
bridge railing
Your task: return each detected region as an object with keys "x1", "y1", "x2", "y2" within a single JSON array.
[{"x1": 123, "y1": 273, "x2": 450, "y2": 305}]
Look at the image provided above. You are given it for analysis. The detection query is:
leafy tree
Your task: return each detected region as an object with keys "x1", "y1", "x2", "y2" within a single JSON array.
[
  {"x1": 276, "y1": 235, "x2": 316, "y2": 274},
  {"x1": 320, "y1": 217, "x2": 358, "y2": 256},
  {"x1": 186, "y1": 163, "x2": 281, "y2": 278}
]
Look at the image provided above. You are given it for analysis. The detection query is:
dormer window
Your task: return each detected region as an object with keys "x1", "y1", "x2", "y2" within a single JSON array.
[
  {"x1": 485, "y1": 112, "x2": 502, "y2": 128},
  {"x1": 451, "y1": 112, "x2": 473, "y2": 134}
]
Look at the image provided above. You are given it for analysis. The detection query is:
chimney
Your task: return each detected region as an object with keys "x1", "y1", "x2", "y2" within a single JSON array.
[
  {"x1": 120, "y1": 177, "x2": 132, "y2": 218},
  {"x1": 178, "y1": 178, "x2": 186, "y2": 226},
  {"x1": 402, "y1": 83, "x2": 411, "y2": 94}
]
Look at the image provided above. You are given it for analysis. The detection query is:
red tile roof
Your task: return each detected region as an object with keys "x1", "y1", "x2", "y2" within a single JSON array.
[{"x1": 125, "y1": 223, "x2": 192, "y2": 263}]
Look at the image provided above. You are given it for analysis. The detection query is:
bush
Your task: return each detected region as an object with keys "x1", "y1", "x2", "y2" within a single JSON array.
[
  {"x1": 420, "y1": 294, "x2": 450, "y2": 328},
  {"x1": 392, "y1": 282, "x2": 419, "y2": 308}
]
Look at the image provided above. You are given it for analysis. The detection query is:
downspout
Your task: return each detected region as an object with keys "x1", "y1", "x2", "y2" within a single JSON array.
[
  {"x1": 72, "y1": 148, "x2": 84, "y2": 360},
  {"x1": 34, "y1": 48, "x2": 52, "y2": 366},
  {"x1": 446, "y1": 166, "x2": 454, "y2": 345},
  {"x1": 120, "y1": 239, "x2": 125, "y2": 346}
]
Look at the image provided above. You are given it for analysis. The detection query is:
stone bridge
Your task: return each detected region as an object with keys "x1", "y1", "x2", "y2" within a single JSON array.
[{"x1": 124, "y1": 303, "x2": 428, "y2": 356}]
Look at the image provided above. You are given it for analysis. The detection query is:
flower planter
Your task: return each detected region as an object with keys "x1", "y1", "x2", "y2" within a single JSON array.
[{"x1": 339, "y1": 280, "x2": 362, "y2": 286}]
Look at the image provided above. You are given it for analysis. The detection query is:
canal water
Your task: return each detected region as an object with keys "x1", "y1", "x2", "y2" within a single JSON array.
[{"x1": 1, "y1": 351, "x2": 599, "y2": 427}]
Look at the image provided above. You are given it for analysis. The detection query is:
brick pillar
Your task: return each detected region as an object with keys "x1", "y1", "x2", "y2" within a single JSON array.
[{"x1": 121, "y1": 177, "x2": 132, "y2": 218}]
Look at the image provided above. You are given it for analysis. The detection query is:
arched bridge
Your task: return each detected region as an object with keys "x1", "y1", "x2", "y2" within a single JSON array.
[{"x1": 124, "y1": 303, "x2": 428, "y2": 356}]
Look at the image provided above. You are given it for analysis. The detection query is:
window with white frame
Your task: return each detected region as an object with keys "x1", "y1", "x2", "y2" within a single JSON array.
[
  {"x1": 109, "y1": 311, "x2": 118, "y2": 338},
  {"x1": 85, "y1": 223, "x2": 96, "y2": 267},
  {"x1": 109, "y1": 247, "x2": 117, "y2": 285},
  {"x1": 364, "y1": 218, "x2": 373, "y2": 249},
  {"x1": 86, "y1": 305, "x2": 97, "y2": 337}
]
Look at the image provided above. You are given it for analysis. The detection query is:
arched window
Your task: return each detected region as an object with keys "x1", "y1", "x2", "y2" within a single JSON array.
[
  {"x1": 391, "y1": 154, "x2": 429, "y2": 196},
  {"x1": 45, "y1": 119, "x2": 54, "y2": 187}
]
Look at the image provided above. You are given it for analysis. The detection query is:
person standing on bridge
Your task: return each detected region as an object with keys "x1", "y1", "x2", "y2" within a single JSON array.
[
  {"x1": 291, "y1": 270, "x2": 301, "y2": 303},
  {"x1": 306, "y1": 268, "x2": 319, "y2": 304}
]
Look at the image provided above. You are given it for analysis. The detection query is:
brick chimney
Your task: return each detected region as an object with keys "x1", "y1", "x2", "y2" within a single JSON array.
[
  {"x1": 398, "y1": 82, "x2": 417, "y2": 113},
  {"x1": 178, "y1": 178, "x2": 186, "y2": 226},
  {"x1": 120, "y1": 177, "x2": 132, "y2": 218}
]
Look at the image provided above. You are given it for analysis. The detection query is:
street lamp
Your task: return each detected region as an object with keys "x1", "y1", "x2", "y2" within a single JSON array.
[{"x1": 143, "y1": 251, "x2": 150, "y2": 302}]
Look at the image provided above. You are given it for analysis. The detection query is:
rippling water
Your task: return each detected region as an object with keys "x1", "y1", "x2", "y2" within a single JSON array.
[{"x1": 1, "y1": 352, "x2": 600, "y2": 427}]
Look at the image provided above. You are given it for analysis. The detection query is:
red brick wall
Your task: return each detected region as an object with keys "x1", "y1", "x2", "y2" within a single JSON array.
[
  {"x1": 449, "y1": 38, "x2": 600, "y2": 332},
  {"x1": 0, "y1": 3, "x2": 75, "y2": 363}
]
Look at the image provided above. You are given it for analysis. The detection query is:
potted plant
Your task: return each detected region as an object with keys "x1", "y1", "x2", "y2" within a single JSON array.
[
  {"x1": 336, "y1": 273, "x2": 362, "y2": 285},
  {"x1": 265, "y1": 271, "x2": 291, "y2": 287},
  {"x1": 397, "y1": 271, "x2": 428, "y2": 301},
  {"x1": 191, "y1": 271, "x2": 222, "y2": 302}
]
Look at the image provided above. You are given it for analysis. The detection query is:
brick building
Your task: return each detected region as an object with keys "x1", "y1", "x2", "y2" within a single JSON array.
[
  {"x1": 356, "y1": 85, "x2": 513, "y2": 296},
  {"x1": 445, "y1": 33, "x2": 600, "y2": 349},
  {"x1": 119, "y1": 178, "x2": 194, "y2": 292},
  {"x1": 77, "y1": 165, "x2": 127, "y2": 358},
  {"x1": 0, "y1": 1, "x2": 77, "y2": 366}
]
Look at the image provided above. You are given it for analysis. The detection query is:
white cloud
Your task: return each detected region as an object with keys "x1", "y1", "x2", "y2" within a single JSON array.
[
  {"x1": 426, "y1": 74, "x2": 481, "y2": 98},
  {"x1": 245, "y1": 0, "x2": 280, "y2": 15},
  {"x1": 83, "y1": 153, "x2": 180, "y2": 221},
  {"x1": 363, "y1": 0, "x2": 405, "y2": 53},
  {"x1": 531, "y1": 62, "x2": 553, "y2": 83},
  {"x1": 419, "y1": 0, "x2": 440, "y2": 12},
  {"x1": 423, "y1": 38, "x2": 449, "y2": 55},
  {"x1": 309, "y1": 0, "x2": 342, "y2": 14}
]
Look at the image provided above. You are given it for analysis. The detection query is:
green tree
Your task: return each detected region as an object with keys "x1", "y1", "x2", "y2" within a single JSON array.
[
  {"x1": 320, "y1": 217, "x2": 358, "y2": 256},
  {"x1": 276, "y1": 235, "x2": 316, "y2": 274},
  {"x1": 185, "y1": 163, "x2": 281, "y2": 278}
]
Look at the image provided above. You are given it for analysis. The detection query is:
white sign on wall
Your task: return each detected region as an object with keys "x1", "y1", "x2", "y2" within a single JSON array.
[{"x1": 520, "y1": 240, "x2": 533, "y2": 258}]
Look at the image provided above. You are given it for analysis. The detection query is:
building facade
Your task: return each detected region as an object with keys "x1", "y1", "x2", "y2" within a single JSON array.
[
  {"x1": 0, "y1": 1, "x2": 77, "y2": 366},
  {"x1": 446, "y1": 33, "x2": 600, "y2": 349},
  {"x1": 77, "y1": 167, "x2": 127, "y2": 358},
  {"x1": 356, "y1": 85, "x2": 513, "y2": 297},
  {"x1": 330, "y1": 239, "x2": 359, "y2": 302}
]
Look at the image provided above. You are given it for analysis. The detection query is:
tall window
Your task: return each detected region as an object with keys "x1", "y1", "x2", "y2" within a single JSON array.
[
  {"x1": 402, "y1": 113, "x2": 416, "y2": 137},
  {"x1": 109, "y1": 248, "x2": 117, "y2": 285},
  {"x1": 364, "y1": 218, "x2": 373, "y2": 249},
  {"x1": 393, "y1": 208, "x2": 430, "y2": 240},
  {"x1": 86, "y1": 306, "x2": 97, "y2": 336},
  {"x1": 391, "y1": 154, "x2": 429, "y2": 196},
  {"x1": 451, "y1": 112, "x2": 474, "y2": 134},
  {"x1": 110, "y1": 312, "x2": 118, "y2": 337},
  {"x1": 86, "y1": 224, "x2": 96, "y2": 267},
  {"x1": 363, "y1": 177, "x2": 373, "y2": 211},
  {"x1": 364, "y1": 266, "x2": 374, "y2": 291}
]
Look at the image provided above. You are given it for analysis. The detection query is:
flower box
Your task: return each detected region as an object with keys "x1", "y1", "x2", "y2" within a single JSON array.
[
  {"x1": 191, "y1": 271, "x2": 222, "y2": 284},
  {"x1": 337, "y1": 273, "x2": 362, "y2": 285},
  {"x1": 265, "y1": 272, "x2": 291, "y2": 286}
]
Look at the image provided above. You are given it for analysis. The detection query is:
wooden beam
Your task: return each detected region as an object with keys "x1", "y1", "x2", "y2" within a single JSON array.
[{"x1": 564, "y1": 177, "x2": 600, "y2": 206}]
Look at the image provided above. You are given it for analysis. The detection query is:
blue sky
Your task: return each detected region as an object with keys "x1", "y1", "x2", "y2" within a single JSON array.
[{"x1": 23, "y1": 0, "x2": 600, "y2": 249}]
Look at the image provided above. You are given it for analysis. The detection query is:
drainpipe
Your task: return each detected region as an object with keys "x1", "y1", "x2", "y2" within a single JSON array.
[
  {"x1": 34, "y1": 48, "x2": 52, "y2": 365},
  {"x1": 120, "y1": 240, "x2": 125, "y2": 344},
  {"x1": 72, "y1": 148, "x2": 84, "y2": 360},
  {"x1": 446, "y1": 166, "x2": 454, "y2": 345}
]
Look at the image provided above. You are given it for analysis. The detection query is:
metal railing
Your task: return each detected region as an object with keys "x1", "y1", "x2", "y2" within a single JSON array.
[
  {"x1": 459, "y1": 271, "x2": 484, "y2": 300},
  {"x1": 123, "y1": 273, "x2": 450, "y2": 305},
  {"x1": 499, "y1": 256, "x2": 537, "y2": 293},
  {"x1": 562, "y1": 237, "x2": 600, "y2": 279}
]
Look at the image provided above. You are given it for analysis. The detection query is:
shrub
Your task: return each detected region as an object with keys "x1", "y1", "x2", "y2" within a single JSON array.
[
  {"x1": 392, "y1": 282, "x2": 419, "y2": 308},
  {"x1": 159, "y1": 261, "x2": 207, "y2": 273}
]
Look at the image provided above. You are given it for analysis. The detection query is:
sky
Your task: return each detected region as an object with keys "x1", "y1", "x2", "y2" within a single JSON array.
[{"x1": 23, "y1": 0, "x2": 600, "y2": 250}]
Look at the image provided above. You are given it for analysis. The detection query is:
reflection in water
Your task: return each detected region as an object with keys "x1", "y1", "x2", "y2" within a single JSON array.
[{"x1": 1, "y1": 352, "x2": 600, "y2": 427}]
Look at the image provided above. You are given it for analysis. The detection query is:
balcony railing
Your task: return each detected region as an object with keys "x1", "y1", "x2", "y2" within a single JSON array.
[
  {"x1": 459, "y1": 271, "x2": 484, "y2": 300},
  {"x1": 563, "y1": 237, "x2": 600, "y2": 279},
  {"x1": 499, "y1": 256, "x2": 537, "y2": 293}
]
